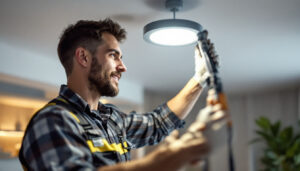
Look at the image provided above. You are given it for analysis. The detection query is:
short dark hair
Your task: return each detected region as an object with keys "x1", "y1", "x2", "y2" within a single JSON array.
[{"x1": 57, "y1": 18, "x2": 126, "y2": 76}]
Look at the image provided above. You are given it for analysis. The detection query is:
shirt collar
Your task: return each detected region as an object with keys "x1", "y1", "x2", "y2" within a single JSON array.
[{"x1": 59, "y1": 85, "x2": 105, "y2": 114}]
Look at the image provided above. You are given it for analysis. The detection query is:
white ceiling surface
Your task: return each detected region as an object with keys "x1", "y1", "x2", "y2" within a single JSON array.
[{"x1": 0, "y1": 0, "x2": 300, "y2": 95}]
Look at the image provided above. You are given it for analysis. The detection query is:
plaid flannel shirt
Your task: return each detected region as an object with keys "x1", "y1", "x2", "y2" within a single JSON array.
[{"x1": 19, "y1": 85, "x2": 185, "y2": 170}]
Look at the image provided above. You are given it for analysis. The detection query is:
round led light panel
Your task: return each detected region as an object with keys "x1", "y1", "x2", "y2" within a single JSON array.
[{"x1": 144, "y1": 19, "x2": 202, "y2": 46}]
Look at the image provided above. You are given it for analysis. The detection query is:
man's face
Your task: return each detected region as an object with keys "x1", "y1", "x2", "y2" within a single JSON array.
[{"x1": 88, "y1": 32, "x2": 127, "y2": 97}]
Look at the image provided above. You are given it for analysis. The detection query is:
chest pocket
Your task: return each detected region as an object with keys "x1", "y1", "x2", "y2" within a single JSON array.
[
  {"x1": 50, "y1": 97, "x2": 132, "y2": 166},
  {"x1": 84, "y1": 129, "x2": 129, "y2": 155}
]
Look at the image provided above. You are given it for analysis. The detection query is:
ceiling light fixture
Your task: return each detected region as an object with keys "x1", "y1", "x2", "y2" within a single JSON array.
[{"x1": 143, "y1": 0, "x2": 202, "y2": 46}]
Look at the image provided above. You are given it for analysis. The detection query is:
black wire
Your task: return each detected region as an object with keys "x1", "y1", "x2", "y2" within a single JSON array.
[{"x1": 228, "y1": 125, "x2": 235, "y2": 171}]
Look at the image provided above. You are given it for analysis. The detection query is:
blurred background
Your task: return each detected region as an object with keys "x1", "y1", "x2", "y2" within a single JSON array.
[{"x1": 0, "y1": 0, "x2": 299, "y2": 170}]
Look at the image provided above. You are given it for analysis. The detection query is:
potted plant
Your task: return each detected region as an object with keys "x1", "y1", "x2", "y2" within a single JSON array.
[{"x1": 252, "y1": 117, "x2": 300, "y2": 171}]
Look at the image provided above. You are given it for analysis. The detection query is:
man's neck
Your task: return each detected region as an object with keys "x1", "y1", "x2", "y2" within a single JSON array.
[{"x1": 67, "y1": 78, "x2": 101, "y2": 111}]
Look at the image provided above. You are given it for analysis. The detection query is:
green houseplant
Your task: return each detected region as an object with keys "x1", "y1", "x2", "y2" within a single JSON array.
[{"x1": 252, "y1": 117, "x2": 300, "y2": 171}]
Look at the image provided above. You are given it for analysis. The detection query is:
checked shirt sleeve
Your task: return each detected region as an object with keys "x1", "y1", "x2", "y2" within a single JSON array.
[
  {"x1": 123, "y1": 103, "x2": 185, "y2": 148},
  {"x1": 20, "y1": 106, "x2": 95, "y2": 171}
]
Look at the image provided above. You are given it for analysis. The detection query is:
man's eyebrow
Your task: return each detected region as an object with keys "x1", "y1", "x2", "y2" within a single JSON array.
[
  {"x1": 107, "y1": 49, "x2": 123, "y2": 58},
  {"x1": 107, "y1": 49, "x2": 120, "y2": 55}
]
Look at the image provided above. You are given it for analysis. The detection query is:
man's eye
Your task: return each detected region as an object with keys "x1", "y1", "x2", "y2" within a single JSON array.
[{"x1": 110, "y1": 53, "x2": 117, "y2": 58}]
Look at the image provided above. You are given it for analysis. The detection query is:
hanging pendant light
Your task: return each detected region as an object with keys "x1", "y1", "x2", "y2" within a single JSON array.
[{"x1": 143, "y1": 0, "x2": 202, "y2": 46}]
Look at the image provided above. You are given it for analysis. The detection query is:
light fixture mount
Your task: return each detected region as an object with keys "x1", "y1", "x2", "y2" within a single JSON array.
[
  {"x1": 143, "y1": 0, "x2": 202, "y2": 46},
  {"x1": 166, "y1": 0, "x2": 183, "y2": 13}
]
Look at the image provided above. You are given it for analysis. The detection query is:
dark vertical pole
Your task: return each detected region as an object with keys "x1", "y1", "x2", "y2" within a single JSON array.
[{"x1": 203, "y1": 157, "x2": 210, "y2": 171}]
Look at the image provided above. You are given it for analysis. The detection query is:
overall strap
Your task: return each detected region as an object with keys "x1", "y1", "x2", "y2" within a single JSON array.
[
  {"x1": 49, "y1": 97, "x2": 92, "y2": 131},
  {"x1": 105, "y1": 104, "x2": 132, "y2": 161}
]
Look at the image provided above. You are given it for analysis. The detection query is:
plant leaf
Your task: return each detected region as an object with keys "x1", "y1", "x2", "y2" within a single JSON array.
[
  {"x1": 266, "y1": 151, "x2": 277, "y2": 160},
  {"x1": 256, "y1": 117, "x2": 271, "y2": 132},
  {"x1": 286, "y1": 140, "x2": 300, "y2": 157},
  {"x1": 294, "y1": 154, "x2": 300, "y2": 165},
  {"x1": 279, "y1": 126, "x2": 293, "y2": 145},
  {"x1": 273, "y1": 155, "x2": 285, "y2": 165},
  {"x1": 256, "y1": 130, "x2": 273, "y2": 143},
  {"x1": 270, "y1": 121, "x2": 281, "y2": 137}
]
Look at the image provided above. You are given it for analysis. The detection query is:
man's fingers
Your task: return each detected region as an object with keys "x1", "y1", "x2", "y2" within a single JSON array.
[
  {"x1": 168, "y1": 130, "x2": 180, "y2": 140},
  {"x1": 188, "y1": 121, "x2": 206, "y2": 132},
  {"x1": 211, "y1": 103, "x2": 222, "y2": 110},
  {"x1": 163, "y1": 130, "x2": 180, "y2": 146},
  {"x1": 210, "y1": 110, "x2": 227, "y2": 121},
  {"x1": 208, "y1": 89, "x2": 216, "y2": 95},
  {"x1": 192, "y1": 101, "x2": 228, "y2": 133}
]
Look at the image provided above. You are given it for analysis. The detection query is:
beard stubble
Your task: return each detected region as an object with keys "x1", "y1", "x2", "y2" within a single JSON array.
[{"x1": 88, "y1": 56, "x2": 119, "y2": 97}]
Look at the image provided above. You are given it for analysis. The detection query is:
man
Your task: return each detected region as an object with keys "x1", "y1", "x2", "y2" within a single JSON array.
[{"x1": 19, "y1": 18, "x2": 224, "y2": 170}]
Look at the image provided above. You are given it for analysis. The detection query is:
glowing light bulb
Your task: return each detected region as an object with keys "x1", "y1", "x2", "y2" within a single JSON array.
[{"x1": 150, "y1": 27, "x2": 197, "y2": 46}]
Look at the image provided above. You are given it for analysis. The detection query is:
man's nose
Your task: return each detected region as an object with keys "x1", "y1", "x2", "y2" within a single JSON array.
[{"x1": 117, "y1": 60, "x2": 127, "y2": 72}]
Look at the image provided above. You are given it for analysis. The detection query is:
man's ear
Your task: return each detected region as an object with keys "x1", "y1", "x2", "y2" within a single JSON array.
[{"x1": 75, "y1": 47, "x2": 90, "y2": 67}]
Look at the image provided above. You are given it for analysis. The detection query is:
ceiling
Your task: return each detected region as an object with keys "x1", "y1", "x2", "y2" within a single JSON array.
[{"x1": 0, "y1": 0, "x2": 300, "y2": 94}]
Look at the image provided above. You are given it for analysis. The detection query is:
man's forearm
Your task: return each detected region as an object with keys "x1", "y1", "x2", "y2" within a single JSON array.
[
  {"x1": 167, "y1": 78, "x2": 203, "y2": 119},
  {"x1": 98, "y1": 146, "x2": 184, "y2": 171}
]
